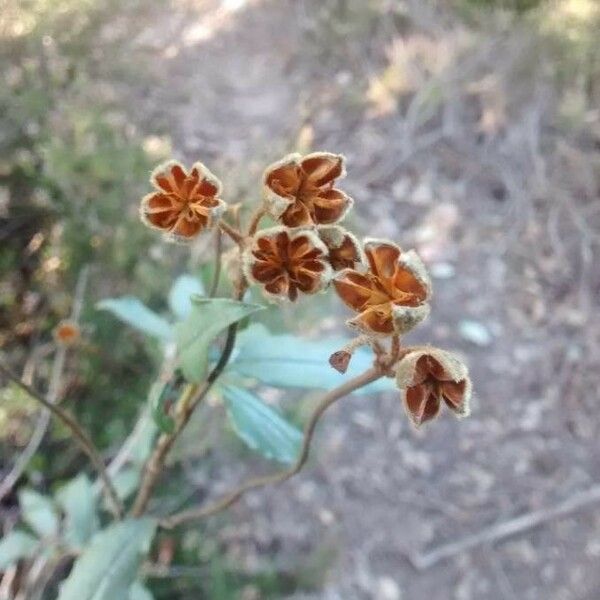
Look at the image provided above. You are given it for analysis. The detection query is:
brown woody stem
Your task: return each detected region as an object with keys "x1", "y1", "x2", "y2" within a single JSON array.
[
  {"x1": 0, "y1": 363, "x2": 124, "y2": 518},
  {"x1": 160, "y1": 366, "x2": 382, "y2": 528},
  {"x1": 130, "y1": 384, "x2": 196, "y2": 517}
]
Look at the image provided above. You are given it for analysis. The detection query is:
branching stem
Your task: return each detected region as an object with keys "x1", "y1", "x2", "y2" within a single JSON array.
[
  {"x1": 218, "y1": 220, "x2": 244, "y2": 245},
  {"x1": 0, "y1": 268, "x2": 89, "y2": 501},
  {"x1": 0, "y1": 363, "x2": 124, "y2": 518},
  {"x1": 131, "y1": 284, "x2": 246, "y2": 517},
  {"x1": 160, "y1": 366, "x2": 382, "y2": 528},
  {"x1": 247, "y1": 207, "x2": 266, "y2": 236}
]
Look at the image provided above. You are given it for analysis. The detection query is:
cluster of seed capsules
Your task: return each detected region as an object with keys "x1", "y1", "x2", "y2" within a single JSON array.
[{"x1": 139, "y1": 152, "x2": 472, "y2": 427}]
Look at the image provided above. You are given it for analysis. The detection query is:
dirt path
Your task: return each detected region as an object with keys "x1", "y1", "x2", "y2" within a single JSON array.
[{"x1": 130, "y1": 1, "x2": 600, "y2": 598}]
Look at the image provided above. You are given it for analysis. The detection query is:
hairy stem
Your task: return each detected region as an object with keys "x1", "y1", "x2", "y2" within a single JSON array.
[
  {"x1": 247, "y1": 207, "x2": 266, "y2": 236},
  {"x1": 218, "y1": 220, "x2": 244, "y2": 245},
  {"x1": 208, "y1": 228, "x2": 223, "y2": 298},
  {"x1": 161, "y1": 366, "x2": 382, "y2": 528},
  {"x1": 0, "y1": 363, "x2": 124, "y2": 518}
]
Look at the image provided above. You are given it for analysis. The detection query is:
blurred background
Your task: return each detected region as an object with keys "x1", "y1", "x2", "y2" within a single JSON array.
[{"x1": 1, "y1": 0, "x2": 600, "y2": 598}]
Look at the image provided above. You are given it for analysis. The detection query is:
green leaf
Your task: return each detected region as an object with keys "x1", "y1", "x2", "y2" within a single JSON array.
[
  {"x1": 223, "y1": 386, "x2": 302, "y2": 465},
  {"x1": 168, "y1": 275, "x2": 204, "y2": 320},
  {"x1": 130, "y1": 581, "x2": 154, "y2": 600},
  {"x1": 56, "y1": 474, "x2": 99, "y2": 549},
  {"x1": 0, "y1": 531, "x2": 38, "y2": 569},
  {"x1": 175, "y1": 298, "x2": 264, "y2": 383},
  {"x1": 128, "y1": 410, "x2": 159, "y2": 467},
  {"x1": 97, "y1": 296, "x2": 172, "y2": 340},
  {"x1": 18, "y1": 489, "x2": 59, "y2": 538},
  {"x1": 57, "y1": 518, "x2": 156, "y2": 600},
  {"x1": 229, "y1": 324, "x2": 395, "y2": 394}
]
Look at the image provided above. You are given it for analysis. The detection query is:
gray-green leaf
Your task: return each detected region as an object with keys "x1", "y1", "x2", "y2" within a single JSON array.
[
  {"x1": 230, "y1": 324, "x2": 395, "y2": 394},
  {"x1": 0, "y1": 531, "x2": 38, "y2": 569},
  {"x1": 175, "y1": 298, "x2": 264, "y2": 383},
  {"x1": 56, "y1": 474, "x2": 99, "y2": 549},
  {"x1": 128, "y1": 409, "x2": 159, "y2": 468},
  {"x1": 18, "y1": 489, "x2": 59, "y2": 538},
  {"x1": 97, "y1": 297, "x2": 172, "y2": 340},
  {"x1": 168, "y1": 275, "x2": 205, "y2": 320},
  {"x1": 108, "y1": 468, "x2": 141, "y2": 503},
  {"x1": 223, "y1": 386, "x2": 302, "y2": 465},
  {"x1": 57, "y1": 518, "x2": 156, "y2": 600}
]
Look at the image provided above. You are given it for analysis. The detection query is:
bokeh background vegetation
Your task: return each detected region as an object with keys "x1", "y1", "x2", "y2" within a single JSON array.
[{"x1": 2, "y1": 0, "x2": 599, "y2": 598}]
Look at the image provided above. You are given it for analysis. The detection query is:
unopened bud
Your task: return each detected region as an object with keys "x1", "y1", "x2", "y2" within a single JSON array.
[
  {"x1": 53, "y1": 320, "x2": 80, "y2": 347},
  {"x1": 329, "y1": 350, "x2": 352, "y2": 374}
]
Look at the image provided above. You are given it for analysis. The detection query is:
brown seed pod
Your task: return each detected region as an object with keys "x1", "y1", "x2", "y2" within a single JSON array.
[
  {"x1": 140, "y1": 160, "x2": 226, "y2": 242},
  {"x1": 396, "y1": 347, "x2": 472, "y2": 427},
  {"x1": 262, "y1": 152, "x2": 353, "y2": 228},
  {"x1": 243, "y1": 226, "x2": 332, "y2": 302},
  {"x1": 317, "y1": 225, "x2": 366, "y2": 272},
  {"x1": 333, "y1": 238, "x2": 431, "y2": 336}
]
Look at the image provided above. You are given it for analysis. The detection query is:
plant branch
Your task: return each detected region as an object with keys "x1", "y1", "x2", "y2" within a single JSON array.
[
  {"x1": 0, "y1": 268, "x2": 88, "y2": 502},
  {"x1": 130, "y1": 322, "x2": 241, "y2": 517},
  {"x1": 161, "y1": 366, "x2": 382, "y2": 528},
  {"x1": 0, "y1": 362, "x2": 124, "y2": 518},
  {"x1": 131, "y1": 272, "x2": 247, "y2": 518},
  {"x1": 208, "y1": 227, "x2": 223, "y2": 298},
  {"x1": 247, "y1": 207, "x2": 265, "y2": 235},
  {"x1": 218, "y1": 220, "x2": 244, "y2": 245},
  {"x1": 0, "y1": 347, "x2": 49, "y2": 501}
]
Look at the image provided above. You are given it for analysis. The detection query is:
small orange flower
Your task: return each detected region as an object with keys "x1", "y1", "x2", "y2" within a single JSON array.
[
  {"x1": 396, "y1": 348, "x2": 471, "y2": 427},
  {"x1": 53, "y1": 320, "x2": 80, "y2": 346},
  {"x1": 140, "y1": 160, "x2": 226, "y2": 241},
  {"x1": 243, "y1": 227, "x2": 332, "y2": 301},
  {"x1": 333, "y1": 239, "x2": 431, "y2": 335},
  {"x1": 263, "y1": 152, "x2": 353, "y2": 227},
  {"x1": 318, "y1": 226, "x2": 365, "y2": 271}
]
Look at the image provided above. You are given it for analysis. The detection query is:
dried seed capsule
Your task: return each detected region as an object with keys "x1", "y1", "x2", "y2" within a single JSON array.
[
  {"x1": 333, "y1": 239, "x2": 431, "y2": 336},
  {"x1": 396, "y1": 347, "x2": 472, "y2": 427},
  {"x1": 140, "y1": 160, "x2": 226, "y2": 242},
  {"x1": 243, "y1": 226, "x2": 332, "y2": 302},
  {"x1": 317, "y1": 225, "x2": 365, "y2": 272},
  {"x1": 263, "y1": 152, "x2": 353, "y2": 227}
]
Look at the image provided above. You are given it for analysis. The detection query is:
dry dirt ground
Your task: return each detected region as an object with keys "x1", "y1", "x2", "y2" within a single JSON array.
[{"x1": 126, "y1": 1, "x2": 600, "y2": 598}]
